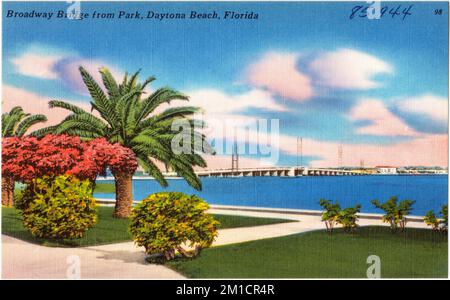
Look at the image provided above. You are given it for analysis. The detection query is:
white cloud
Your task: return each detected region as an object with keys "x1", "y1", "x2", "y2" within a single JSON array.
[
  {"x1": 186, "y1": 88, "x2": 286, "y2": 115},
  {"x1": 11, "y1": 52, "x2": 62, "y2": 80},
  {"x1": 309, "y1": 48, "x2": 393, "y2": 89},
  {"x1": 245, "y1": 52, "x2": 314, "y2": 101},
  {"x1": 10, "y1": 44, "x2": 123, "y2": 95},
  {"x1": 396, "y1": 94, "x2": 448, "y2": 123},
  {"x1": 348, "y1": 99, "x2": 420, "y2": 137}
]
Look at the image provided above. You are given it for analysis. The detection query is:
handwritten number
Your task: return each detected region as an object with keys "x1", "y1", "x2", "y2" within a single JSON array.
[
  {"x1": 349, "y1": 4, "x2": 413, "y2": 20},
  {"x1": 402, "y1": 5, "x2": 413, "y2": 20},
  {"x1": 349, "y1": 5, "x2": 362, "y2": 19}
]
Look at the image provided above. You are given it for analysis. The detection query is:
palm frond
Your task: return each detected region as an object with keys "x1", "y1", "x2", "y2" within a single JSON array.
[
  {"x1": 99, "y1": 67, "x2": 120, "y2": 99},
  {"x1": 61, "y1": 128, "x2": 103, "y2": 140},
  {"x1": 135, "y1": 88, "x2": 189, "y2": 124},
  {"x1": 15, "y1": 114, "x2": 47, "y2": 137},
  {"x1": 126, "y1": 69, "x2": 141, "y2": 92},
  {"x1": 136, "y1": 155, "x2": 168, "y2": 187},
  {"x1": 118, "y1": 72, "x2": 128, "y2": 94},
  {"x1": 168, "y1": 156, "x2": 202, "y2": 190},
  {"x1": 153, "y1": 106, "x2": 201, "y2": 122},
  {"x1": 29, "y1": 125, "x2": 58, "y2": 137},
  {"x1": 139, "y1": 75, "x2": 156, "y2": 92},
  {"x1": 2, "y1": 113, "x2": 23, "y2": 137},
  {"x1": 55, "y1": 113, "x2": 107, "y2": 136},
  {"x1": 131, "y1": 135, "x2": 172, "y2": 161},
  {"x1": 8, "y1": 106, "x2": 27, "y2": 117},
  {"x1": 79, "y1": 66, "x2": 120, "y2": 129},
  {"x1": 49, "y1": 100, "x2": 88, "y2": 114}
]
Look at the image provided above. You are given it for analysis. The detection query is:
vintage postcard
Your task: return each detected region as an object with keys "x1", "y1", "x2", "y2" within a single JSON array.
[{"x1": 1, "y1": 0, "x2": 448, "y2": 286}]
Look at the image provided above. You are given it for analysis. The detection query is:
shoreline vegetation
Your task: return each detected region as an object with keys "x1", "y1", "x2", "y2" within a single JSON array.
[{"x1": 1, "y1": 206, "x2": 294, "y2": 247}]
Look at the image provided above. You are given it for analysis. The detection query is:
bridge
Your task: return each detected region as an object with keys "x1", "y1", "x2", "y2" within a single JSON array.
[{"x1": 192, "y1": 167, "x2": 363, "y2": 177}]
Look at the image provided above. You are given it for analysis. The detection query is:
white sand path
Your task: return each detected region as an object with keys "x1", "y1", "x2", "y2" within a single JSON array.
[{"x1": 2, "y1": 208, "x2": 428, "y2": 279}]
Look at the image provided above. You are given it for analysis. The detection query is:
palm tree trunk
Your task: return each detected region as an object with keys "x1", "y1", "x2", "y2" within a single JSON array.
[
  {"x1": 2, "y1": 176, "x2": 15, "y2": 206},
  {"x1": 112, "y1": 171, "x2": 134, "y2": 218}
]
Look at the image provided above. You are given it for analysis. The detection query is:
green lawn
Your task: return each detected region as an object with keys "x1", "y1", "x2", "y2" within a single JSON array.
[
  {"x1": 167, "y1": 226, "x2": 448, "y2": 278},
  {"x1": 2, "y1": 206, "x2": 131, "y2": 247},
  {"x1": 1, "y1": 206, "x2": 294, "y2": 247},
  {"x1": 212, "y1": 214, "x2": 293, "y2": 229},
  {"x1": 93, "y1": 182, "x2": 115, "y2": 193}
]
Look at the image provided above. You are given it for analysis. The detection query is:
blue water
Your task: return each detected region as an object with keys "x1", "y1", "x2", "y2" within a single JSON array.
[{"x1": 94, "y1": 175, "x2": 448, "y2": 216}]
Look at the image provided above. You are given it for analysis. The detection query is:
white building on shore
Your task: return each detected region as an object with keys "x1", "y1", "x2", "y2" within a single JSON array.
[{"x1": 376, "y1": 166, "x2": 398, "y2": 174}]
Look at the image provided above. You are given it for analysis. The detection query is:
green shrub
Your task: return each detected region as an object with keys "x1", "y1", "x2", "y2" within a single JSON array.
[
  {"x1": 424, "y1": 205, "x2": 448, "y2": 233},
  {"x1": 129, "y1": 192, "x2": 219, "y2": 261},
  {"x1": 319, "y1": 199, "x2": 341, "y2": 233},
  {"x1": 22, "y1": 175, "x2": 97, "y2": 239},
  {"x1": 424, "y1": 210, "x2": 440, "y2": 231},
  {"x1": 371, "y1": 196, "x2": 415, "y2": 231},
  {"x1": 319, "y1": 199, "x2": 361, "y2": 234},
  {"x1": 440, "y1": 205, "x2": 448, "y2": 233},
  {"x1": 337, "y1": 204, "x2": 361, "y2": 233}
]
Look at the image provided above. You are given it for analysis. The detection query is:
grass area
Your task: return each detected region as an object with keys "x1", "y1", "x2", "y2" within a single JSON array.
[
  {"x1": 2, "y1": 206, "x2": 131, "y2": 247},
  {"x1": 93, "y1": 182, "x2": 115, "y2": 193},
  {"x1": 1, "y1": 206, "x2": 294, "y2": 247},
  {"x1": 213, "y1": 214, "x2": 293, "y2": 229},
  {"x1": 167, "y1": 226, "x2": 448, "y2": 278}
]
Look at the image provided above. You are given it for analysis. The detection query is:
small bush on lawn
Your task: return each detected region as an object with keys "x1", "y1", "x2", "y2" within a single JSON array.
[
  {"x1": 371, "y1": 196, "x2": 415, "y2": 232},
  {"x1": 337, "y1": 204, "x2": 361, "y2": 233},
  {"x1": 129, "y1": 192, "x2": 219, "y2": 261},
  {"x1": 319, "y1": 199, "x2": 361, "y2": 234},
  {"x1": 22, "y1": 175, "x2": 97, "y2": 239},
  {"x1": 424, "y1": 204, "x2": 448, "y2": 233},
  {"x1": 441, "y1": 205, "x2": 448, "y2": 233},
  {"x1": 319, "y1": 199, "x2": 341, "y2": 233},
  {"x1": 424, "y1": 211, "x2": 440, "y2": 231}
]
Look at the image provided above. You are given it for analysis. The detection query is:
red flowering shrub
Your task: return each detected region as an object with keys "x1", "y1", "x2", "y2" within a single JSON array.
[
  {"x1": 2, "y1": 135, "x2": 84, "y2": 182},
  {"x1": 2, "y1": 135, "x2": 137, "y2": 184},
  {"x1": 73, "y1": 138, "x2": 138, "y2": 178}
]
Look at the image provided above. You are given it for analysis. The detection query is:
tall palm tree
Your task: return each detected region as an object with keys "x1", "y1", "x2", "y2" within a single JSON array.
[
  {"x1": 33, "y1": 66, "x2": 214, "y2": 218},
  {"x1": 2, "y1": 106, "x2": 47, "y2": 206}
]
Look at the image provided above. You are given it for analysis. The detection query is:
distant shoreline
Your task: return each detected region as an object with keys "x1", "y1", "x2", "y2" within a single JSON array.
[{"x1": 96, "y1": 173, "x2": 449, "y2": 181}]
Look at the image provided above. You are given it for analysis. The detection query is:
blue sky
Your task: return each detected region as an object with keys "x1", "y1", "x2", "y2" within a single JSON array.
[{"x1": 3, "y1": 1, "x2": 449, "y2": 167}]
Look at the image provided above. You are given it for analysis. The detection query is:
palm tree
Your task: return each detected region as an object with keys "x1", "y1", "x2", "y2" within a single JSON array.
[
  {"x1": 2, "y1": 107, "x2": 47, "y2": 206},
  {"x1": 33, "y1": 66, "x2": 214, "y2": 218}
]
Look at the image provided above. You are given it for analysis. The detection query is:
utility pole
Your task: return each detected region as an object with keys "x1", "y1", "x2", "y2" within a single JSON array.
[
  {"x1": 296, "y1": 137, "x2": 303, "y2": 175},
  {"x1": 338, "y1": 144, "x2": 343, "y2": 169},
  {"x1": 300, "y1": 137, "x2": 303, "y2": 167},
  {"x1": 232, "y1": 142, "x2": 238, "y2": 175}
]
